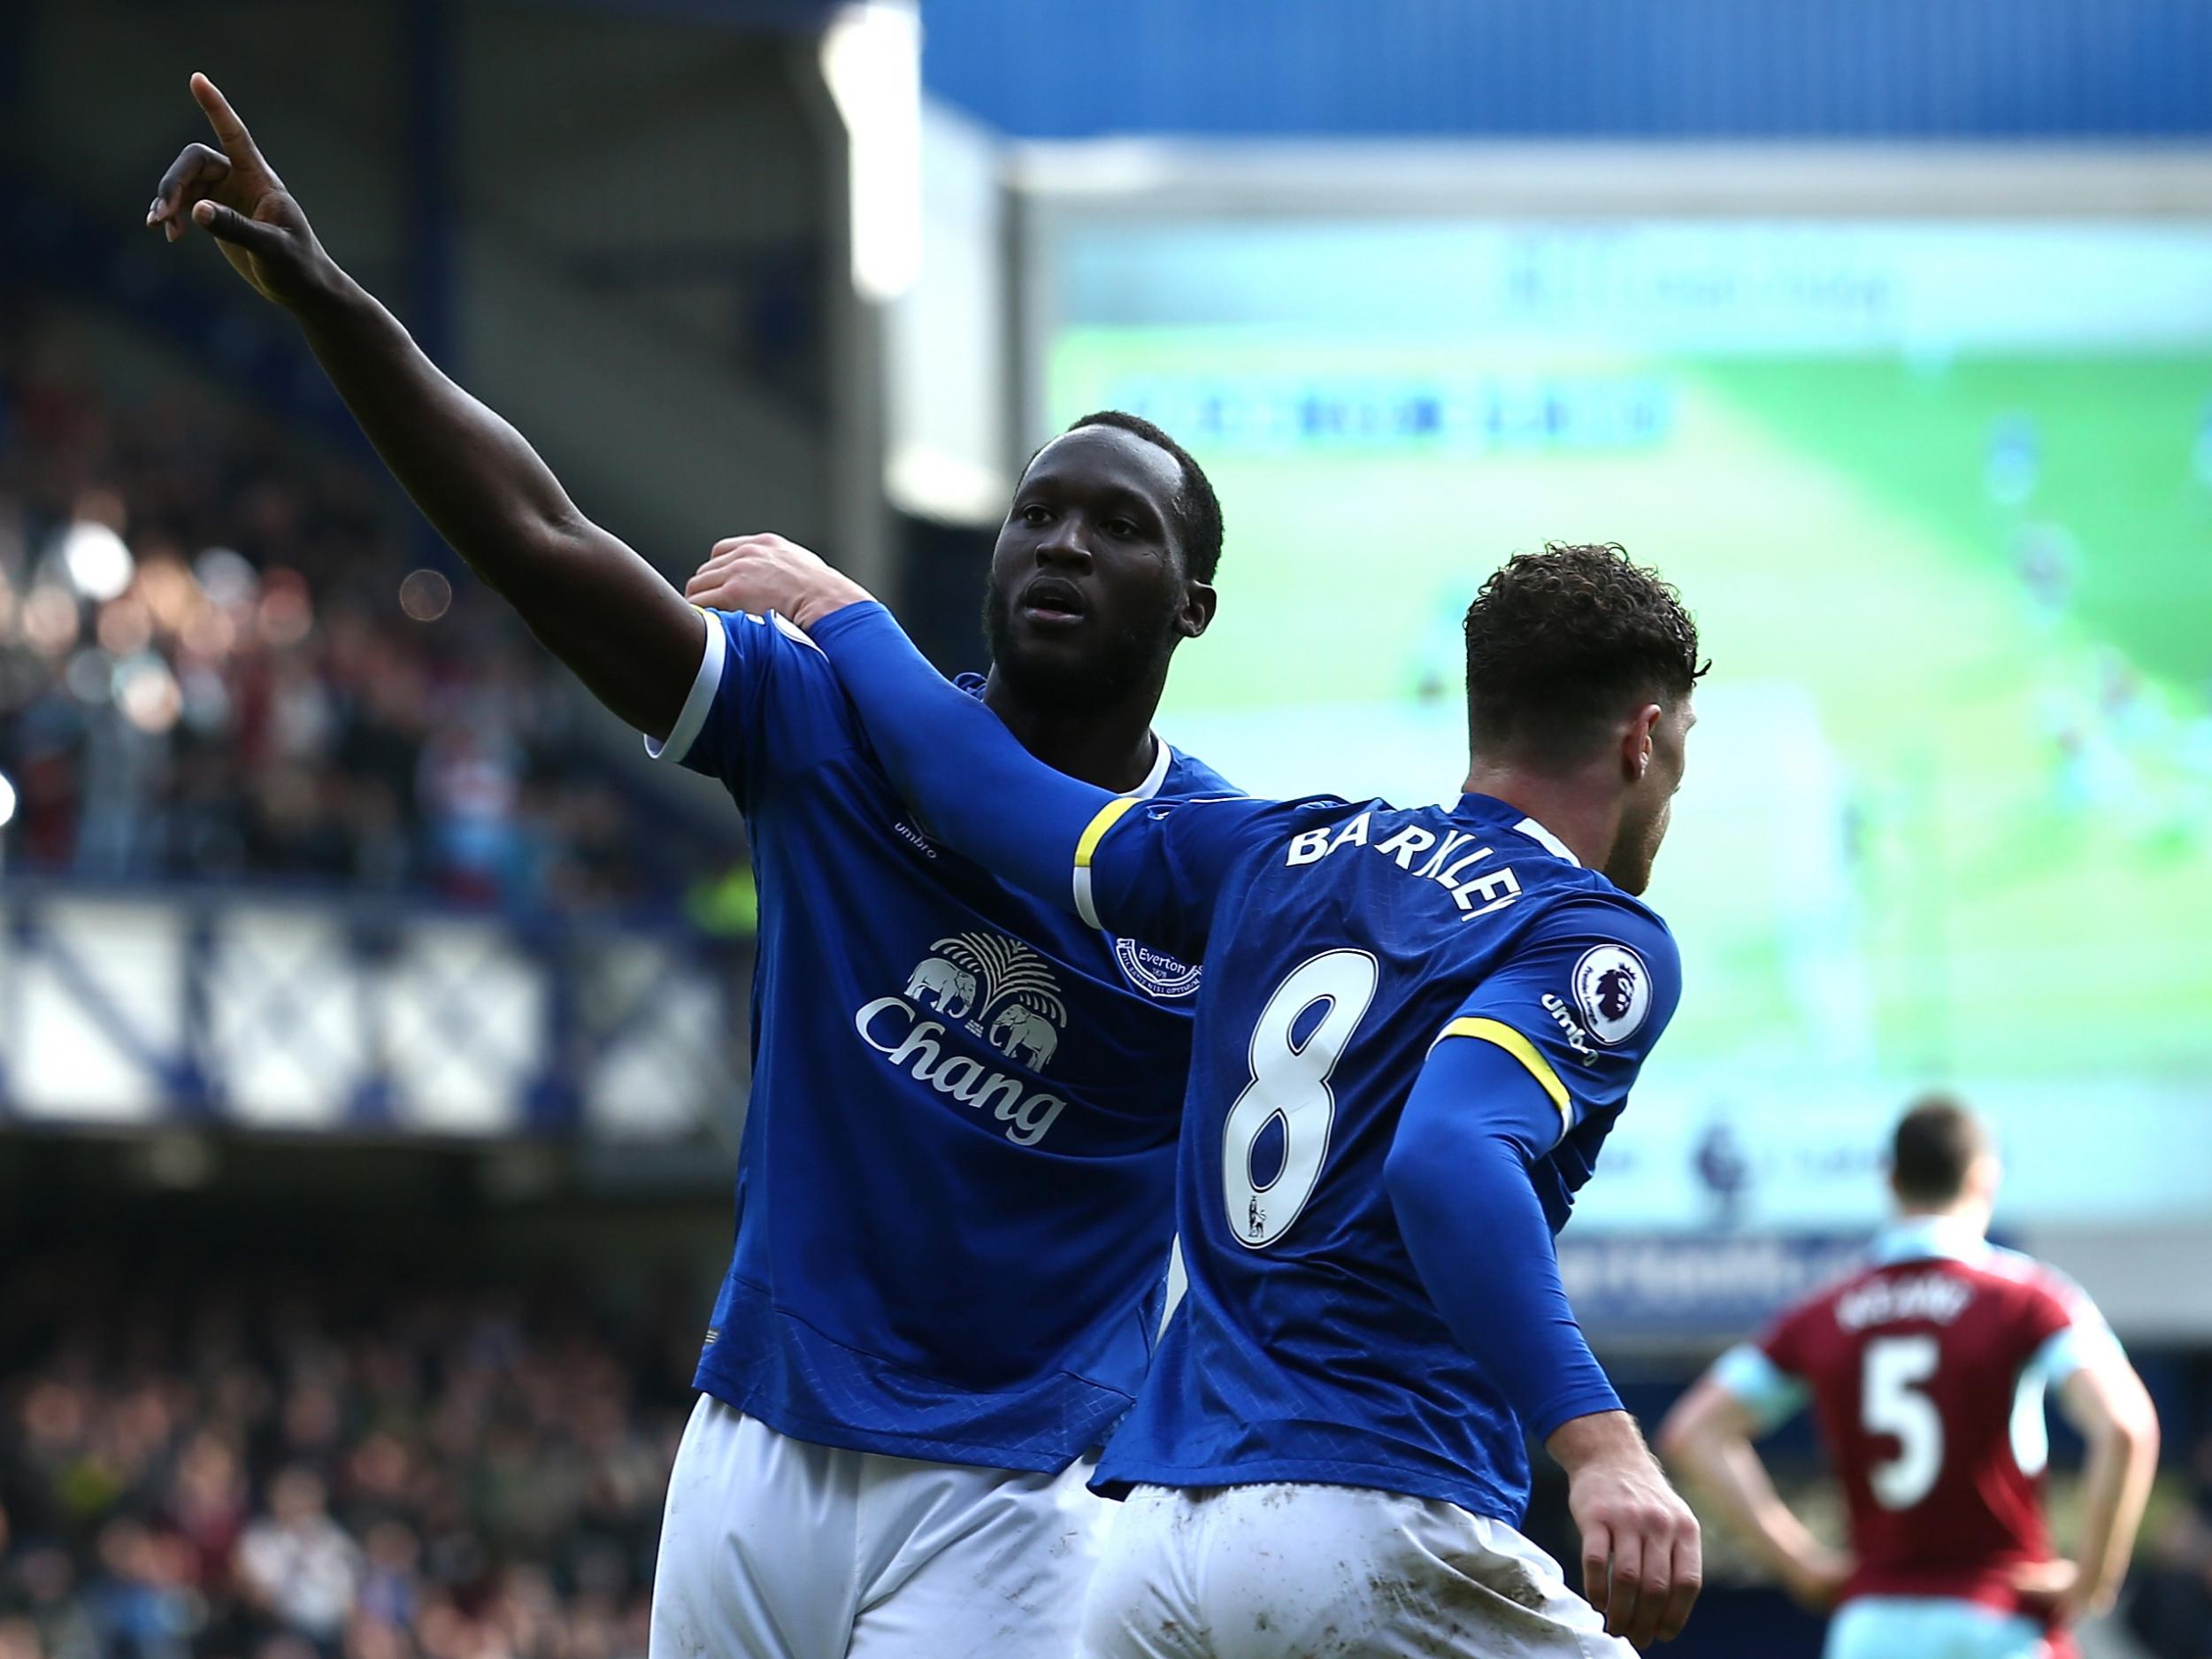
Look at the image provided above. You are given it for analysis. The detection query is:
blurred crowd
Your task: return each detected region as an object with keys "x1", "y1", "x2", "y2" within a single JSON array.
[
  {"x1": 0, "y1": 316, "x2": 725, "y2": 913},
  {"x1": 0, "y1": 1251, "x2": 700, "y2": 1659}
]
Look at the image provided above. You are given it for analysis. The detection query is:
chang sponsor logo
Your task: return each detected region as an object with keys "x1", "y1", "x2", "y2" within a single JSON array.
[{"x1": 852, "y1": 933, "x2": 1072, "y2": 1146}]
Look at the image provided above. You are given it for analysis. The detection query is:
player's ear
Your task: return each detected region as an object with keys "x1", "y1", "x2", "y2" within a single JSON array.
[
  {"x1": 1177, "y1": 579, "x2": 1217, "y2": 641},
  {"x1": 1623, "y1": 703, "x2": 1662, "y2": 781}
]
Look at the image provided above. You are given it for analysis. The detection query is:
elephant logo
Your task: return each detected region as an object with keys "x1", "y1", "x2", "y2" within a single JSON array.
[
  {"x1": 988, "y1": 1006, "x2": 1059, "y2": 1070},
  {"x1": 910, "y1": 933, "x2": 1069, "y2": 1074},
  {"x1": 904, "y1": 957, "x2": 979, "y2": 1019}
]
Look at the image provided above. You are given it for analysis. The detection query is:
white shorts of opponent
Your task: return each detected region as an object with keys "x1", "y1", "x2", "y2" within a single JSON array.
[
  {"x1": 649, "y1": 1394, "x2": 1114, "y2": 1659},
  {"x1": 1079, "y1": 1482, "x2": 1633, "y2": 1659}
]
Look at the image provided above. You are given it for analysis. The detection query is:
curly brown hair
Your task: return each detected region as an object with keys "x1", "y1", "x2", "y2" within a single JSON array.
[{"x1": 1462, "y1": 542, "x2": 1707, "y2": 761}]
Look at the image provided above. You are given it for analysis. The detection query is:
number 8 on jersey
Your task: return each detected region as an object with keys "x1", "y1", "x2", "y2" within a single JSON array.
[{"x1": 1222, "y1": 950, "x2": 1379, "y2": 1248}]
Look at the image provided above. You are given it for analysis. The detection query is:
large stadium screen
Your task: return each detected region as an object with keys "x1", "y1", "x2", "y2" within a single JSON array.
[{"x1": 1038, "y1": 217, "x2": 2212, "y2": 1226}]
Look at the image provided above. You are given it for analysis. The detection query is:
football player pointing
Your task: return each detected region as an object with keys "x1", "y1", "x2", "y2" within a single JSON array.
[
  {"x1": 150, "y1": 76, "x2": 1242, "y2": 1659},
  {"x1": 699, "y1": 535, "x2": 1707, "y2": 1655},
  {"x1": 1659, "y1": 1100, "x2": 2160, "y2": 1659}
]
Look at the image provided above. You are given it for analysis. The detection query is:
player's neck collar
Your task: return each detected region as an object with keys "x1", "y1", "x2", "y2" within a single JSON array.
[
  {"x1": 1874, "y1": 1214, "x2": 1989, "y2": 1266},
  {"x1": 1510, "y1": 811, "x2": 1581, "y2": 866},
  {"x1": 1455, "y1": 794, "x2": 1582, "y2": 866},
  {"x1": 1131, "y1": 733, "x2": 1172, "y2": 801}
]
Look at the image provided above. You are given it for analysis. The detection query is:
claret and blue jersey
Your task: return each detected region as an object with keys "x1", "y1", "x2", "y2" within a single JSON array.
[
  {"x1": 648, "y1": 606, "x2": 1233, "y2": 1471},
  {"x1": 1070, "y1": 787, "x2": 1683, "y2": 1522}
]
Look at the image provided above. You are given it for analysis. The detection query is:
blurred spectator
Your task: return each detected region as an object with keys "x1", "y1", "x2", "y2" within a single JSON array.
[
  {"x1": 0, "y1": 1248, "x2": 697, "y2": 1659},
  {"x1": 84, "y1": 1520, "x2": 192, "y2": 1659},
  {"x1": 236, "y1": 1471, "x2": 358, "y2": 1651},
  {"x1": 0, "y1": 310, "x2": 730, "y2": 913}
]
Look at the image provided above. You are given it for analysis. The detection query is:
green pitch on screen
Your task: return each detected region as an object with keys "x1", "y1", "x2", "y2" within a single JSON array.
[{"x1": 1050, "y1": 331, "x2": 2212, "y2": 1087}]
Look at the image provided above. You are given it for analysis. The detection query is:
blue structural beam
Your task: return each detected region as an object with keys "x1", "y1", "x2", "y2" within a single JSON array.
[{"x1": 923, "y1": 0, "x2": 2212, "y2": 139}]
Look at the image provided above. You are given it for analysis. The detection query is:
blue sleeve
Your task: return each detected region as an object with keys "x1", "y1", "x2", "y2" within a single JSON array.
[
  {"x1": 1433, "y1": 896, "x2": 1683, "y2": 1154},
  {"x1": 810, "y1": 602, "x2": 1271, "y2": 944},
  {"x1": 1081, "y1": 793, "x2": 1290, "y2": 964},
  {"x1": 642, "y1": 607, "x2": 856, "y2": 810},
  {"x1": 1385, "y1": 1034, "x2": 1624, "y2": 1440}
]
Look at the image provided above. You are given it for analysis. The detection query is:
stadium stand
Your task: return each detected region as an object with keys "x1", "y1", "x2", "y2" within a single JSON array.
[
  {"x1": 0, "y1": 1240, "x2": 700, "y2": 1659},
  {"x1": 0, "y1": 312, "x2": 726, "y2": 915}
]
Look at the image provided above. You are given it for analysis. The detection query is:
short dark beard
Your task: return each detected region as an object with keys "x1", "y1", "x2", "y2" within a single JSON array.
[{"x1": 980, "y1": 578, "x2": 1183, "y2": 713}]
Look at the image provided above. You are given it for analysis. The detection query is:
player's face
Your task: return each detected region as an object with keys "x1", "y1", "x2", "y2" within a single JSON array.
[
  {"x1": 982, "y1": 427, "x2": 1214, "y2": 710},
  {"x1": 1606, "y1": 695, "x2": 1695, "y2": 895}
]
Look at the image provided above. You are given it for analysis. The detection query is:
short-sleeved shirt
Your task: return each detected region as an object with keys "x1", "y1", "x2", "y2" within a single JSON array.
[
  {"x1": 1715, "y1": 1217, "x2": 2122, "y2": 1620},
  {"x1": 1071, "y1": 787, "x2": 1681, "y2": 1522},
  {"x1": 650, "y1": 608, "x2": 1234, "y2": 1471}
]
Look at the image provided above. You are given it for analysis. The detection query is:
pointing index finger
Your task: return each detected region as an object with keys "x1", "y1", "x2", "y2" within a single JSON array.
[{"x1": 190, "y1": 73, "x2": 263, "y2": 168}]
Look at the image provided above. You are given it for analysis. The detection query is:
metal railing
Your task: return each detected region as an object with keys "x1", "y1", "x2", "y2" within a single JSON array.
[{"x1": 0, "y1": 879, "x2": 750, "y2": 1142}]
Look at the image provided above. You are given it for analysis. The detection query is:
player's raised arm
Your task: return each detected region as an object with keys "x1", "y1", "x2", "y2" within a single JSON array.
[
  {"x1": 2041, "y1": 1342, "x2": 2159, "y2": 1625},
  {"x1": 1655, "y1": 1369, "x2": 1854, "y2": 1612},
  {"x1": 146, "y1": 73, "x2": 703, "y2": 741}
]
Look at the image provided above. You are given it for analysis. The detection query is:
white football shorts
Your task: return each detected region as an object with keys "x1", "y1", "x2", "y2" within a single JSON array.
[
  {"x1": 1079, "y1": 1481, "x2": 1634, "y2": 1659},
  {"x1": 649, "y1": 1394, "x2": 1114, "y2": 1659}
]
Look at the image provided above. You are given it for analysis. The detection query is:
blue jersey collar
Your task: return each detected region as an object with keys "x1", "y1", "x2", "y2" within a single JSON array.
[
  {"x1": 1873, "y1": 1215, "x2": 1990, "y2": 1266},
  {"x1": 1451, "y1": 794, "x2": 1582, "y2": 866}
]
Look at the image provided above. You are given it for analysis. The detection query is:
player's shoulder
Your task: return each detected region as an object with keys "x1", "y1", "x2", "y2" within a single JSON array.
[
  {"x1": 1528, "y1": 862, "x2": 1673, "y2": 933},
  {"x1": 1978, "y1": 1245, "x2": 2097, "y2": 1320},
  {"x1": 1177, "y1": 790, "x2": 1368, "y2": 839},
  {"x1": 1763, "y1": 1251, "x2": 1890, "y2": 1340},
  {"x1": 1805, "y1": 1255, "x2": 1882, "y2": 1310},
  {"x1": 710, "y1": 604, "x2": 833, "y2": 662},
  {"x1": 657, "y1": 607, "x2": 852, "y2": 783},
  {"x1": 1515, "y1": 872, "x2": 1682, "y2": 988},
  {"x1": 701, "y1": 606, "x2": 849, "y2": 709},
  {"x1": 1104, "y1": 787, "x2": 1356, "y2": 885},
  {"x1": 1157, "y1": 745, "x2": 1240, "y2": 801}
]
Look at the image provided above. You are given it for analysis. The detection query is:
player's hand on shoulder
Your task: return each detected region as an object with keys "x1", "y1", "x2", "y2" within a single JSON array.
[
  {"x1": 146, "y1": 74, "x2": 334, "y2": 310},
  {"x1": 686, "y1": 534, "x2": 874, "y2": 631},
  {"x1": 1552, "y1": 1410, "x2": 1703, "y2": 1647}
]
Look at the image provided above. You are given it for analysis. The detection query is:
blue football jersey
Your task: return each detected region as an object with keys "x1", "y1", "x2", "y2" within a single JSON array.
[
  {"x1": 649, "y1": 608, "x2": 1233, "y2": 1471},
  {"x1": 1075, "y1": 789, "x2": 1681, "y2": 1522}
]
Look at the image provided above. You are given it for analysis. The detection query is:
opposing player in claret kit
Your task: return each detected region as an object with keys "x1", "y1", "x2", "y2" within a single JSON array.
[
  {"x1": 148, "y1": 74, "x2": 1244, "y2": 1659},
  {"x1": 1659, "y1": 1098, "x2": 2161, "y2": 1659},
  {"x1": 701, "y1": 535, "x2": 1709, "y2": 1656}
]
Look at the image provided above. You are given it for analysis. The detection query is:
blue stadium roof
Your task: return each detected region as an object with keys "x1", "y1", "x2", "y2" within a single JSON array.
[{"x1": 922, "y1": 0, "x2": 2212, "y2": 140}]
